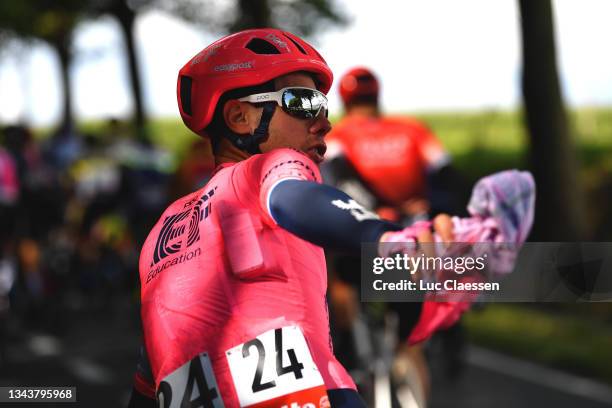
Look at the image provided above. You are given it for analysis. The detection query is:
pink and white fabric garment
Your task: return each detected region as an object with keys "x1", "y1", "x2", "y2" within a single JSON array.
[
  {"x1": 380, "y1": 169, "x2": 535, "y2": 270},
  {"x1": 379, "y1": 169, "x2": 536, "y2": 344}
]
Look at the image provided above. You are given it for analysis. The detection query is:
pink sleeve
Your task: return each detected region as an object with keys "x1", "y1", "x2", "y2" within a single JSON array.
[{"x1": 254, "y1": 148, "x2": 322, "y2": 223}]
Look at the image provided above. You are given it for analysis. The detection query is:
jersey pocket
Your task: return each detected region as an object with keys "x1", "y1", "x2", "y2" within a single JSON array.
[{"x1": 219, "y1": 206, "x2": 285, "y2": 281}]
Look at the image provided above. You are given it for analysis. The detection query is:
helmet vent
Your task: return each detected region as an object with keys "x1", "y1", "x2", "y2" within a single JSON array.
[
  {"x1": 245, "y1": 38, "x2": 281, "y2": 54},
  {"x1": 284, "y1": 35, "x2": 307, "y2": 55},
  {"x1": 180, "y1": 75, "x2": 193, "y2": 116}
]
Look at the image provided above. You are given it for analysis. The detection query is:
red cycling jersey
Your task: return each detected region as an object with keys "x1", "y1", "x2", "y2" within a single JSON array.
[
  {"x1": 137, "y1": 148, "x2": 354, "y2": 407},
  {"x1": 326, "y1": 115, "x2": 448, "y2": 206}
]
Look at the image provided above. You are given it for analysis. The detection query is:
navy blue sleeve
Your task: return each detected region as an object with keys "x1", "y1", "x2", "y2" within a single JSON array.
[{"x1": 268, "y1": 179, "x2": 400, "y2": 252}]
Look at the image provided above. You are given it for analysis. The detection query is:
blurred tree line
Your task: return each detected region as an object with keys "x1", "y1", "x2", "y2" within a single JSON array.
[
  {"x1": 0, "y1": 0, "x2": 347, "y2": 132},
  {"x1": 0, "y1": 0, "x2": 588, "y2": 240}
]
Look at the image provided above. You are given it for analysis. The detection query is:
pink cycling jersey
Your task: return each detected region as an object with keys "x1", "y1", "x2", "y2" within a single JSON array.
[{"x1": 138, "y1": 148, "x2": 355, "y2": 405}]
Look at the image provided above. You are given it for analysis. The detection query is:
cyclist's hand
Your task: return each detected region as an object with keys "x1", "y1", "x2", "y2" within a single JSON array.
[
  {"x1": 432, "y1": 213, "x2": 454, "y2": 244},
  {"x1": 378, "y1": 221, "x2": 429, "y2": 261},
  {"x1": 378, "y1": 214, "x2": 454, "y2": 258}
]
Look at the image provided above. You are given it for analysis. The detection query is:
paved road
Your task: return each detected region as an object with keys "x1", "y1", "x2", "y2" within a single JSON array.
[
  {"x1": 0, "y1": 297, "x2": 141, "y2": 407},
  {"x1": 430, "y1": 346, "x2": 612, "y2": 408}
]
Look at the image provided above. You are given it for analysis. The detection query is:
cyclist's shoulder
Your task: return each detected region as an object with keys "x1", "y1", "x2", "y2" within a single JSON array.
[
  {"x1": 248, "y1": 150, "x2": 320, "y2": 199},
  {"x1": 219, "y1": 149, "x2": 320, "y2": 204},
  {"x1": 256, "y1": 147, "x2": 312, "y2": 162},
  {"x1": 229, "y1": 148, "x2": 306, "y2": 175},
  {"x1": 158, "y1": 181, "x2": 218, "y2": 220},
  {"x1": 251, "y1": 148, "x2": 318, "y2": 177}
]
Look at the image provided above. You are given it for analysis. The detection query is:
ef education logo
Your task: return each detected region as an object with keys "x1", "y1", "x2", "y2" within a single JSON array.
[{"x1": 150, "y1": 187, "x2": 217, "y2": 267}]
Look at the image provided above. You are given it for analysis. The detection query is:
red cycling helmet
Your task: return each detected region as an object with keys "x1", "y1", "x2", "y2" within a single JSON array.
[
  {"x1": 338, "y1": 66, "x2": 379, "y2": 105},
  {"x1": 177, "y1": 28, "x2": 333, "y2": 137}
]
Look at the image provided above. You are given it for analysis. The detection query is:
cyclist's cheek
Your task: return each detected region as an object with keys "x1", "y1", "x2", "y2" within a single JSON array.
[
  {"x1": 261, "y1": 113, "x2": 310, "y2": 153},
  {"x1": 309, "y1": 114, "x2": 331, "y2": 137}
]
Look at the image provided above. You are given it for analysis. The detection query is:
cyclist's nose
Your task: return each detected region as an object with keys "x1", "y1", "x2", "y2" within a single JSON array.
[{"x1": 309, "y1": 110, "x2": 331, "y2": 137}]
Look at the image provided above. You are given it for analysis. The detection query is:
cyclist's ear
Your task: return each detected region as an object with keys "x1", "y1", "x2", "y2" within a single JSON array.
[{"x1": 223, "y1": 99, "x2": 260, "y2": 135}]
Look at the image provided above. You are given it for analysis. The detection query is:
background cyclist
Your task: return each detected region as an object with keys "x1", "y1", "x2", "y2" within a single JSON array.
[{"x1": 322, "y1": 66, "x2": 467, "y2": 404}]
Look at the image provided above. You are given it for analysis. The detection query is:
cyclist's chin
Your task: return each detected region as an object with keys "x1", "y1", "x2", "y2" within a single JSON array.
[{"x1": 304, "y1": 147, "x2": 324, "y2": 164}]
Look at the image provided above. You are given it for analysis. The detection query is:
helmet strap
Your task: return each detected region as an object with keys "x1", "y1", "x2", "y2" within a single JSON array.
[{"x1": 224, "y1": 102, "x2": 276, "y2": 154}]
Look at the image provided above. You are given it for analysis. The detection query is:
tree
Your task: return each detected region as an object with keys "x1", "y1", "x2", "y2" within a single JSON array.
[
  {"x1": 518, "y1": 0, "x2": 585, "y2": 240},
  {"x1": 0, "y1": 0, "x2": 85, "y2": 132},
  {"x1": 94, "y1": 0, "x2": 154, "y2": 132},
  {"x1": 94, "y1": 0, "x2": 347, "y2": 132},
  {"x1": 158, "y1": 0, "x2": 348, "y2": 43},
  {"x1": 1, "y1": 1, "x2": 347, "y2": 133}
]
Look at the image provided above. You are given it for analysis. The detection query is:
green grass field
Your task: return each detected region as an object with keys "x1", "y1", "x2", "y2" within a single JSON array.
[
  {"x1": 74, "y1": 107, "x2": 612, "y2": 174},
  {"x1": 144, "y1": 107, "x2": 612, "y2": 182},
  {"x1": 417, "y1": 108, "x2": 612, "y2": 180},
  {"x1": 465, "y1": 304, "x2": 612, "y2": 385}
]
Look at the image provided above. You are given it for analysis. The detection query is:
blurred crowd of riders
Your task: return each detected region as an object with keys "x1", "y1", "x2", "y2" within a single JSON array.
[{"x1": 0, "y1": 119, "x2": 214, "y2": 347}]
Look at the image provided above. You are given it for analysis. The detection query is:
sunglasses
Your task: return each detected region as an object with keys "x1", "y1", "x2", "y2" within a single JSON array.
[{"x1": 238, "y1": 87, "x2": 329, "y2": 120}]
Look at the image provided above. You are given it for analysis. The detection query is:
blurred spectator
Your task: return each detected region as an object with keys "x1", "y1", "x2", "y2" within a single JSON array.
[
  {"x1": 168, "y1": 138, "x2": 215, "y2": 200},
  {"x1": 0, "y1": 143, "x2": 19, "y2": 362},
  {"x1": 107, "y1": 123, "x2": 173, "y2": 246},
  {"x1": 0, "y1": 144, "x2": 19, "y2": 206},
  {"x1": 43, "y1": 123, "x2": 84, "y2": 172},
  {"x1": 0, "y1": 119, "x2": 176, "y2": 332}
]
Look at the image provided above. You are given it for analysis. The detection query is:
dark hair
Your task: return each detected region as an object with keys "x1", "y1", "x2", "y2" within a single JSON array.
[{"x1": 344, "y1": 94, "x2": 379, "y2": 109}]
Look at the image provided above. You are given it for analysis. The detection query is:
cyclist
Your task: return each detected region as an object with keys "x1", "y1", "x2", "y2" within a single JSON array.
[
  {"x1": 324, "y1": 66, "x2": 463, "y2": 223},
  {"x1": 127, "y1": 29, "x2": 453, "y2": 407},
  {"x1": 322, "y1": 67, "x2": 467, "y2": 405}
]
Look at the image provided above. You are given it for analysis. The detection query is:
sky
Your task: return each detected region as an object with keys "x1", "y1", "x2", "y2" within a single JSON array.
[{"x1": 1, "y1": 0, "x2": 612, "y2": 127}]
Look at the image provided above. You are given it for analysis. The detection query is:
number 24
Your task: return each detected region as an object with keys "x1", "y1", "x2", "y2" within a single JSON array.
[{"x1": 242, "y1": 328, "x2": 305, "y2": 393}]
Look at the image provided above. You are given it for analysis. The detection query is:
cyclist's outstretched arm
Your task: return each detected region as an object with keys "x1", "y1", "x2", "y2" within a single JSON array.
[
  {"x1": 268, "y1": 179, "x2": 405, "y2": 251},
  {"x1": 268, "y1": 178, "x2": 453, "y2": 249}
]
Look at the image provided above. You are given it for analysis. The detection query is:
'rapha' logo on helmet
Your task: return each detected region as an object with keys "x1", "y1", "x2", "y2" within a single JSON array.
[{"x1": 151, "y1": 187, "x2": 217, "y2": 266}]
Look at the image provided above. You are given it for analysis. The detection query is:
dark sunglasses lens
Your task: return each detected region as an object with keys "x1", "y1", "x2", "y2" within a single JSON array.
[{"x1": 282, "y1": 89, "x2": 327, "y2": 119}]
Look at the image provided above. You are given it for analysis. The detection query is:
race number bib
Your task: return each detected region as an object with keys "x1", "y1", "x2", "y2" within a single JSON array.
[
  {"x1": 226, "y1": 326, "x2": 329, "y2": 408},
  {"x1": 157, "y1": 352, "x2": 224, "y2": 408}
]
